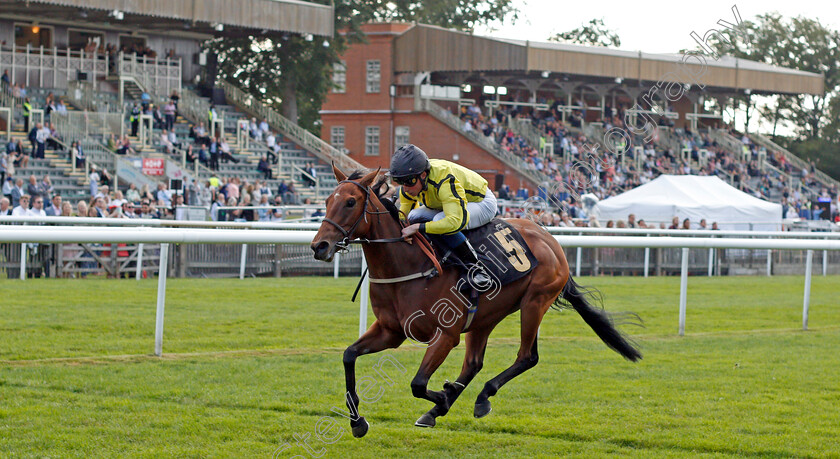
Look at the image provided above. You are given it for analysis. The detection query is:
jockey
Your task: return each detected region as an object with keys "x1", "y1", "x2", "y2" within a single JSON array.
[{"x1": 390, "y1": 144, "x2": 496, "y2": 286}]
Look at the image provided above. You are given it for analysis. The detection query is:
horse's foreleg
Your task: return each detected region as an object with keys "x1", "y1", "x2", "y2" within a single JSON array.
[
  {"x1": 419, "y1": 327, "x2": 491, "y2": 426},
  {"x1": 410, "y1": 333, "x2": 459, "y2": 428},
  {"x1": 342, "y1": 320, "x2": 404, "y2": 438}
]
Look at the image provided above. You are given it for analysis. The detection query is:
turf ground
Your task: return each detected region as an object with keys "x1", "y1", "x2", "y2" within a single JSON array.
[{"x1": 1, "y1": 275, "x2": 839, "y2": 458}]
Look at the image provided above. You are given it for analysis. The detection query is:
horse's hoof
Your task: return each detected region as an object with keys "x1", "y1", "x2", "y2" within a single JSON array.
[
  {"x1": 351, "y1": 417, "x2": 369, "y2": 438},
  {"x1": 414, "y1": 412, "x2": 436, "y2": 428},
  {"x1": 474, "y1": 399, "x2": 492, "y2": 418}
]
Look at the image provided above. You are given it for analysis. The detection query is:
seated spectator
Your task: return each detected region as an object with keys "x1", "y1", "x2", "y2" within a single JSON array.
[
  {"x1": 28, "y1": 196, "x2": 46, "y2": 217},
  {"x1": 168, "y1": 130, "x2": 180, "y2": 149},
  {"x1": 76, "y1": 200, "x2": 88, "y2": 218},
  {"x1": 11, "y1": 195, "x2": 30, "y2": 216},
  {"x1": 271, "y1": 196, "x2": 284, "y2": 222},
  {"x1": 219, "y1": 139, "x2": 239, "y2": 163},
  {"x1": 159, "y1": 130, "x2": 174, "y2": 153},
  {"x1": 60, "y1": 201, "x2": 73, "y2": 216},
  {"x1": 126, "y1": 183, "x2": 141, "y2": 203}
]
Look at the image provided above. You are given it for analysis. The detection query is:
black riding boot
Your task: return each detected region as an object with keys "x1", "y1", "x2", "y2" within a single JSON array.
[{"x1": 452, "y1": 240, "x2": 491, "y2": 287}]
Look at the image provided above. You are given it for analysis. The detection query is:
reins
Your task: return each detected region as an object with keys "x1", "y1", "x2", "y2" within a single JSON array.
[{"x1": 325, "y1": 179, "x2": 442, "y2": 300}]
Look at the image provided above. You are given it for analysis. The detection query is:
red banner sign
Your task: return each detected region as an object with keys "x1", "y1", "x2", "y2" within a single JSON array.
[{"x1": 142, "y1": 158, "x2": 165, "y2": 176}]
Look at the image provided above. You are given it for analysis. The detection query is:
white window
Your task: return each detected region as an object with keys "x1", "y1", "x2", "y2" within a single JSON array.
[
  {"x1": 395, "y1": 126, "x2": 410, "y2": 148},
  {"x1": 330, "y1": 126, "x2": 345, "y2": 151},
  {"x1": 365, "y1": 126, "x2": 380, "y2": 156},
  {"x1": 366, "y1": 60, "x2": 380, "y2": 93},
  {"x1": 332, "y1": 61, "x2": 346, "y2": 94}
]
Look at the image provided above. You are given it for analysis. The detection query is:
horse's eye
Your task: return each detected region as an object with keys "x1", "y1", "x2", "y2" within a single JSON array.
[{"x1": 346, "y1": 198, "x2": 356, "y2": 207}]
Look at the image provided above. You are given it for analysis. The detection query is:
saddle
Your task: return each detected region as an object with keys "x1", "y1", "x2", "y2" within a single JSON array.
[{"x1": 431, "y1": 218, "x2": 539, "y2": 289}]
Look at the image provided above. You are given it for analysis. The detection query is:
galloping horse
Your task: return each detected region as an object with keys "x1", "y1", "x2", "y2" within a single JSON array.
[{"x1": 311, "y1": 166, "x2": 641, "y2": 438}]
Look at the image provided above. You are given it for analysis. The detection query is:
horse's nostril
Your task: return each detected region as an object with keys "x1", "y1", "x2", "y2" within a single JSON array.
[{"x1": 312, "y1": 241, "x2": 330, "y2": 257}]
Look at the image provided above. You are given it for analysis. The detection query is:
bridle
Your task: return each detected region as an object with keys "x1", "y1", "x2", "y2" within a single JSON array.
[
  {"x1": 320, "y1": 178, "x2": 443, "y2": 293},
  {"x1": 322, "y1": 179, "x2": 403, "y2": 252}
]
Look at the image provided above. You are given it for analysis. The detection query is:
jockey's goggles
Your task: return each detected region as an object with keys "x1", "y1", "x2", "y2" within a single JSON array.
[{"x1": 392, "y1": 175, "x2": 419, "y2": 186}]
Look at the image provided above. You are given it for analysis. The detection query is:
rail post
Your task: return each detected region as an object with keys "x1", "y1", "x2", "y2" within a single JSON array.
[
  {"x1": 679, "y1": 247, "x2": 689, "y2": 336},
  {"x1": 803, "y1": 250, "x2": 813, "y2": 331},
  {"x1": 154, "y1": 243, "x2": 170, "y2": 356}
]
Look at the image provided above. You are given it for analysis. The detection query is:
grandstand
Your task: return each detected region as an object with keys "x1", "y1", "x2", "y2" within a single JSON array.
[
  {"x1": 321, "y1": 23, "x2": 838, "y2": 225},
  {"x1": 1, "y1": 0, "x2": 346, "y2": 211}
]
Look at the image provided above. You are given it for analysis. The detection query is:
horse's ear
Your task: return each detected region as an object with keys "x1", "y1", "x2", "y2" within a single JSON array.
[
  {"x1": 332, "y1": 162, "x2": 347, "y2": 182},
  {"x1": 359, "y1": 167, "x2": 381, "y2": 188}
]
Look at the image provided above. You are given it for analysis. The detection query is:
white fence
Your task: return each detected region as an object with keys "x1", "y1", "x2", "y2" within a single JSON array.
[{"x1": 1, "y1": 225, "x2": 837, "y2": 356}]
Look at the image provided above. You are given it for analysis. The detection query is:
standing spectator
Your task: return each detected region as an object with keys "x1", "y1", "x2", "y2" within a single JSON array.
[
  {"x1": 0, "y1": 151, "x2": 7, "y2": 185},
  {"x1": 39, "y1": 175, "x2": 54, "y2": 204},
  {"x1": 72, "y1": 141, "x2": 85, "y2": 169},
  {"x1": 130, "y1": 103, "x2": 141, "y2": 137},
  {"x1": 257, "y1": 155, "x2": 272, "y2": 179},
  {"x1": 169, "y1": 90, "x2": 180, "y2": 110},
  {"x1": 305, "y1": 162, "x2": 317, "y2": 187},
  {"x1": 210, "y1": 192, "x2": 225, "y2": 221},
  {"x1": 35, "y1": 123, "x2": 50, "y2": 159},
  {"x1": 0, "y1": 69, "x2": 9, "y2": 88},
  {"x1": 28, "y1": 123, "x2": 38, "y2": 156},
  {"x1": 22, "y1": 97, "x2": 32, "y2": 134},
  {"x1": 46, "y1": 195, "x2": 62, "y2": 216},
  {"x1": 259, "y1": 118, "x2": 269, "y2": 135},
  {"x1": 163, "y1": 100, "x2": 176, "y2": 131},
  {"x1": 60, "y1": 201, "x2": 73, "y2": 216},
  {"x1": 208, "y1": 137, "x2": 219, "y2": 170},
  {"x1": 89, "y1": 166, "x2": 100, "y2": 197},
  {"x1": 2, "y1": 177, "x2": 14, "y2": 203},
  {"x1": 265, "y1": 131, "x2": 278, "y2": 164}
]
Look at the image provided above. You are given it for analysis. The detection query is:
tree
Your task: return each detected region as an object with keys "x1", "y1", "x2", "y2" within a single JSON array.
[
  {"x1": 706, "y1": 13, "x2": 840, "y2": 139},
  {"x1": 548, "y1": 19, "x2": 621, "y2": 48},
  {"x1": 204, "y1": 0, "x2": 519, "y2": 134}
]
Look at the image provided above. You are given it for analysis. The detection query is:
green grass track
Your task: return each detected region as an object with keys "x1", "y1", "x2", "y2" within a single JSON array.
[{"x1": 0, "y1": 276, "x2": 838, "y2": 457}]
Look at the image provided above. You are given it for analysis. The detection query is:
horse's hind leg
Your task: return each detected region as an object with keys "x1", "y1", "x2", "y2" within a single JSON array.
[
  {"x1": 474, "y1": 292, "x2": 554, "y2": 418},
  {"x1": 416, "y1": 327, "x2": 491, "y2": 427},
  {"x1": 410, "y1": 333, "x2": 460, "y2": 428}
]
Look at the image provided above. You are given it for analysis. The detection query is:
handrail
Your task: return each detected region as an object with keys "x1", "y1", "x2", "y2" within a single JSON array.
[
  {"x1": 116, "y1": 52, "x2": 181, "y2": 98},
  {"x1": 420, "y1": 98, "x2": 550, "y2": 187},
  {"x1": 218, "y1": 79, "x2": 364, "y2": 174}
]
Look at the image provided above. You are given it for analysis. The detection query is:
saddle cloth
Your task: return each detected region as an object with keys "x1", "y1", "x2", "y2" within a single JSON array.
[{"x1": 444, "y1": 218, "x2": 539, "y2": 287}]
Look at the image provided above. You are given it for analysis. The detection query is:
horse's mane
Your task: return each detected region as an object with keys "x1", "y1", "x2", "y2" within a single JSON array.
[{"x1": 347, "y1": 169, "x2": 400, "y2": 222}]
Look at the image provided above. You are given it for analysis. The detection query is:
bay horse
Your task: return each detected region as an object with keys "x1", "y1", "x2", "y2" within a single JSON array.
[{"x1": 311, "y1": 166, "x2": 641, "y2": 437}]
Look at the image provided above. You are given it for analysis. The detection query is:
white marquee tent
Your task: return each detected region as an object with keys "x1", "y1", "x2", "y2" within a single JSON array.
[{"x1": 593, "y1": 175, "x2": 783, "y2": 230}]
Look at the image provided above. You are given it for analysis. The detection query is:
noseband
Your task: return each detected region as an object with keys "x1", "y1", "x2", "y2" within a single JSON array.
[{"x1": 322, "y1": 179, "x2": 401, "y2": 252}]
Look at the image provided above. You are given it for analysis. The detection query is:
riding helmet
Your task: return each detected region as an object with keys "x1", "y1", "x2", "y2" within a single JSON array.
[{"x1": 390, "y1": 144, "x2": 431, "y2": 178}]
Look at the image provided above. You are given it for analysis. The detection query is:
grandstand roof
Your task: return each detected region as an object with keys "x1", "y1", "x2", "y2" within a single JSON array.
[
  {"x1": 393, "y1": 24, "x2": 824, "y2": 96},
  {"x1": 0, "y1": 0, "x2": 333, "y2": 37}
]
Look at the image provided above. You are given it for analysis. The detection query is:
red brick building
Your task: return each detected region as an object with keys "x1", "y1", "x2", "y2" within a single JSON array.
[{"x1": 320, "y1": 23, "x2": 539, "y2": 193}]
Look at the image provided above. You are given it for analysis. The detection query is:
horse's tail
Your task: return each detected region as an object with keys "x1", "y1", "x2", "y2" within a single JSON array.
[{"x1": 555, "y1": 276, "x2": 643, "y2": 362}]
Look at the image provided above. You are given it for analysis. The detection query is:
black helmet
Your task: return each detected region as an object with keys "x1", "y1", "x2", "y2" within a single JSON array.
[{"x1": 390, "y1": 144, "x2": 430, "y2": 179}]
